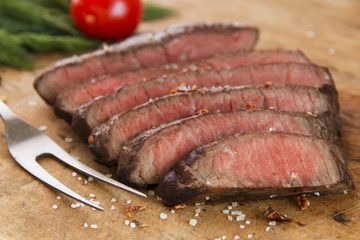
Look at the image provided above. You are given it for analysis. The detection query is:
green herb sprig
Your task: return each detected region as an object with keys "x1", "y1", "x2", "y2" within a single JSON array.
[{"x1": 0, "y1": 0, "x2": 176, "y2": 69}]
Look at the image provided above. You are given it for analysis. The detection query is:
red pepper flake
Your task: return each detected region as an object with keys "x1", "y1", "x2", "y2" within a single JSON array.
[
  {"x1": 195, "y1": 109, "x2": 209, "y2": 115},
  {"x1": 111, "y1": 219, "x2": 117, "y2": 223},
  {"x1": 265, "y1": 205, "x2": 305, "y2": 226},
  {"x1": 168, "y1": 203, "x2": 187, "y2": 212},
  {"x1": 297, "y1": 194, "x2": 310, "y2": 211},
  {"x1": 245, "y1": 104, "x2": 256, "y2": 109},
  {"x1": 264, "y1": 81, "x2": 273, "y2": 88},
  {"x1": 124, "y1": 205, "x2": 146, "y2": 217}
]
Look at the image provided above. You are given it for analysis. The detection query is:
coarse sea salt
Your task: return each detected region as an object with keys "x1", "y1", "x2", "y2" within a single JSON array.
[
  {"x1": 223, "y1": 209, "x2": 230, "y2": 214},
  {"x1": 89, "y1": 193, "x2": 95, "y2": 198},
  {"x1": 228, "y1": 216, "x2": 233, "y2": 221},
  {"x1": 111, "y1": 205, "x2": 115, "y2": 210},
  {"x1": 240, "y1": 225, "x2": 245, "y2": 229},
  {"x1": 111, "y1": 198, "x2": 116, "y2": 202},
  {"x1": 130, "y1": 223, "x2": 136, "y2": 228},
  {"x1": 72, "y1": 172, "x2": 77, "y2": 177},
  {"x1": 84, "y1": 223, "x2": 88, "y2": 228},
  {"x1": 269, "y1": 221, "x2": 277, "y2": 226},
  {"x1": 248, "y1": 234, "x2": 253, "y2": 239},
  {"x1": 160, "y1": 213, "x2": 167, "y2": 220},
  {"x1": 266, "y1": 226, "x2": 271, "y2": 232},
  {"x1": 90, "y1": 224, "x2": 98, "y2": 229},
  {"x1": 125, "y1": 220, "x2": 130, "y2": 225},
  {"x1": 189, "y1": 219, "x2": 197, "y2": 226},
  {"x1": 88, "y1": 176, "x2": 94, "y2": 182},
  {"x1": 245, "y1": 220, "x2": 251, "y2": 225},
  {"x1": 56, "y1": 196, "x2": 61, "y2": 200},
  {"x1": 64, "y1": 137, "x2": 73, "y2": 143},
  {"x1": 234, "y1": 235, "x2": 240, "y2": 240},
  {"x1": 52, "y1": 205, "x2": 58, "y2": 209},
  {"x1": 232, "y1": 202, "x2": 238, "y2": 207},
  {"x1": 38, "y1": 126, "x2": 47, "y2": 131}
]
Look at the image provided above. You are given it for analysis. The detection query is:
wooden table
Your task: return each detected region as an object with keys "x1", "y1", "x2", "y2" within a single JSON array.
[{"x1": 1, "y1": 0, "x2": 360, "y2": 239}]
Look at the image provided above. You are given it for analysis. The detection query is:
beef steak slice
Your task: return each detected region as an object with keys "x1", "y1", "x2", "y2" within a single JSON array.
[
  {"x1": 155, "y1": 132, "x2": 354, "y2": 206},
  {"x1": 89, "y1": 84, "x2": 339, "y2": 166},
  {"x1": 34, "y1": 22, "x2": 258, "y2": 104},
  {"x1": 116, "y1": 110, "x2": 338, "y2": 187}
]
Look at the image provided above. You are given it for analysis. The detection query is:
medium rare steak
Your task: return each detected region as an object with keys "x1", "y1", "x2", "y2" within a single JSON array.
[
  {"x1": 155, "y1": 132, "x2": 354, "y2": 206},
  {"x1": 34, "y1": 22, "x2": 258, "y2": 104},
  {"x1": 55, "y1": 51, "x2": 312, "y2": 122},
  {"x1": 89, "y1": 85, "x2": 338, "y2": 166},
  {"x1": 71, "y1": 50, "x2": 312, "y2": 134},
  {"x1": 116, "y1": 110, "x2": 338, "y2": 187}
]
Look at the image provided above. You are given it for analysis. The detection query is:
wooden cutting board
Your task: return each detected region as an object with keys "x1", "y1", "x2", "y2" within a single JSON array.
[{"x1": 1, "y1": 0, "x2": 360, "y2": 239}]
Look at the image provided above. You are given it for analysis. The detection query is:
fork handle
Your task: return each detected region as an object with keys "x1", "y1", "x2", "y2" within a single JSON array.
[{"x1": 0, "y1": 100, "x2": 18, "y2": 124}]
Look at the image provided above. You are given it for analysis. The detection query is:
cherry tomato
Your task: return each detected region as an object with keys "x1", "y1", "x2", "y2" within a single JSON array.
[{"x1": 70, "y1": 0, "x2": 142, "y2": 40}]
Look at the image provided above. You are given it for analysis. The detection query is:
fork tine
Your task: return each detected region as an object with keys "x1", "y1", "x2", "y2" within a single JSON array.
[
  {"x1": 18, "y1": 156, "x2": 104, "y2": 210},
  {"x1": 48, "y1": 146, "x2": 147, "y2": 198}
]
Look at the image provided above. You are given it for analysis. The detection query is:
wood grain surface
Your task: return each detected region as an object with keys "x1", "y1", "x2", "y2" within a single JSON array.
[{"x1": 1, "y1": 0, "x2": 360, "y2": 239}]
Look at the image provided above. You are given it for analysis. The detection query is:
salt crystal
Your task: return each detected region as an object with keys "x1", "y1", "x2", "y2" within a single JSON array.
[
  {"x1": 84, "y1": 223, "x2": 88, "y2": 228},
  {"x1": 266, "y1": 226, "x2": 271, "y2": 232},
  {"x1": 127, "y1": 200, "x2": 131, "y2": 204},
  {"x1": 228, "y1": 216, "x2": 233, "y2": 221},
  {"x1": 228, "y1": 206, "x2": 233, "y2": 210},
  {"x1": 223, "y1": 210, "x2": 230, "y2": 214},
  {"x1": 245, "y1": 220, "x2": 251, "y2": 225},
  {"x1": 306, "y1": 30, "x2": 315, "y2": 38},
  {"x1": 71, "y1": 204, "x2": 77, "y2": 209},
  {"x1": 269, "y1": 221, "x2": 277, "y2": 226},
  {"x1": 328, "y1": 48, "x2": 336, "y2": 55},
  {"x1": 231, "y1": 211, "x2": 238, "y2": 215},
  {"x1": 189, "y1": 219, "x2": 197, "y2": 226},
  {"x1": 78, "y1": 177, "x2": 82, "y2": 181},
  {"x1": 221, "y1": 236, "x2": 226, "y2": 240},
  {"x1": 314, "y1": 192, "x2": 320, "y2": 196},
  {"x1": 195, "y1": 213, "x2": 199, "y2": 217},
  {"x1": 232, "y1": 202, "x2": 238, "y2": 207},
  {"x1": 130, "y1": 223, "x2": 136, "y2": 228},
  {"x1": 28, "y1": 100, "x2": 37, "y2": 106},
  {"x1": 125, "y1": 220, "x2": 130, "y2": 225},
  {"x1": 148, "y1": 190, "x2": 155, "y2": 197},
  {"x1": 160, "y1": 213, "x2": 167, "y2": 220},
  {"x1": 90, "y1": 224, "x2": 98, "y2": 229},
  {"x1": 56, "y1": 196, "x2": 61, "y2": 200},
  {"x1": 64, "y1": 137, "x2": 72, "y2": 143},
  {"x1": 38, "y1": 126, "x2": 47, "y2": 131},
  {"x1": 195, "y1": 208, "x2": 201, "y2": 213},
  {"x1": 111, "y1": 198, "x2": 116, "y2": 202},
  {"x1": 234, "y1": 235, "x2": 240, "y2": 240},
  {"x1": 91, "y1": 208, "x2": 96, "y2": 211},
  {"x1": 72, "y1": 172, "x2": 77, "y2": 177},
  {"x1": 52, "y1": 205, "x2": 58, "y2": 209},
  {"x1": 75, "y1": 202, "x2": 81, "y2": 207},
  {"x1": 344, "y1": 189, "x2": 349, "y2": 194},
  {"x1": 206, "y1": 196, "x2": 210, "y2": 200},
  {"x1": 88, "y1": 176, "x2": 94, "y2": 182},
  {"x1": 269, "y1": 127, "x2": 276, "y2": 131},
  {"x1": 171, "y1": 210, "x2": 175, "y2": 214},
  {"x1": 89, "y1": 193, "x2": 95, "y2": 198},
  {"x1": 239, "y1": 225, "x2": 245, "y2": 229},
  {"x1": 248, "y1": 234, "x2": 253, "y2": 239},
  {"x1": 291, "y1": 172, "x2": 298, "y2": 179},
  {"x1": 111, "y1": 205, "x2": 115, "y2": 210}
]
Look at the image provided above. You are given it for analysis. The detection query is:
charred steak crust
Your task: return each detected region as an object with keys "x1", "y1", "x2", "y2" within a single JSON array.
[
  {"x1": 70, "y1": 50, "x2": 313, "y2": 135},
  {"x1": 34, "y1": 22, "x2": 258, "y2": 104},
  {"x1": 155, "y1": 132, "x2": 354, "y2": 206}
]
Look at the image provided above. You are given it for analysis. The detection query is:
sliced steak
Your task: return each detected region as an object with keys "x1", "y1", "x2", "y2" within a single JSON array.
[
  {"x1": 56, "y1": 51, "x2": 312, "y2": 122},
  {"x1": 34, "y1": 22, "x2": 258, "y2": 104},
  {"x1": 155, "y1": 132, "x2": 354, "y2": 206},
  {"x1": 116, "y1": 110, "x2": 338, "y2": 187},
  {"x1": 71, "y1": 50, "x2": 312, "y2": 134},
  {"x1": 89, "y1": 85, "x2": 339, "y2": 166}
]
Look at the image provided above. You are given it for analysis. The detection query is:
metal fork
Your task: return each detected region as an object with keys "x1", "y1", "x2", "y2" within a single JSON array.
[{"x1": 0, "y1": 100, "x2": 146, "y2": 211}]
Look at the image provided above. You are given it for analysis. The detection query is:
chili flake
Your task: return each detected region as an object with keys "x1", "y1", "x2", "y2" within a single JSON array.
[
  {"x1": 297, "y1": 194, "x2": 310, "y2": 211},
  {"x1": 265, "y1": 205, "x2": 305, "y2": 226},
  {"x1": 124, "y1": 205, "x2": 146, "y2": 217},
  {"x1": 168, "y1": 203, "x2": 186, "y2": 212},
  {"x1": 195, "y1": 109, "x2": 209, "y2": 115},
  {"x1": 264, "y1": 81, "x2": 273, "y2": 88},
  {"x1": 245, "y1": 104, "x2": 256, "y2": 109}
]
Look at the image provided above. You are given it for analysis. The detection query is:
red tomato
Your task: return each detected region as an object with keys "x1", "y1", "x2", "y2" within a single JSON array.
[{"x1": 70, "y1": 0, "x2": 142, "y2": 40}]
